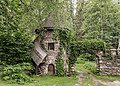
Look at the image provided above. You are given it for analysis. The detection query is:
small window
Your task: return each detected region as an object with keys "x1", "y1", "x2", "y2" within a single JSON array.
[
  {"x1": 48, "y1": 43, "x2": 54, "y2": 50},
  {"x1": 47, "y1": 28, "x2": 53, "y2": 31}
]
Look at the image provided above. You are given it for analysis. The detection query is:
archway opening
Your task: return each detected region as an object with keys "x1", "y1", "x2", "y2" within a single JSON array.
[{"x1": 48, "y1": 64, "x2": 55, "y2": 75}]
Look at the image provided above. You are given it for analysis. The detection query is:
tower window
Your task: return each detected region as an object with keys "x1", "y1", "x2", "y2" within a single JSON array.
[{"x1": 48, "y1": 43, "x2": 54, "y2": 50}]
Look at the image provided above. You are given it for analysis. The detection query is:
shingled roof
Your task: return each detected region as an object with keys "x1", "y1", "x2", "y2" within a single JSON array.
[
  {"x1": 43, "y1": 14, "x2": 54, "y2": 28},
  {"x1": 32, "y1": 37, "x2": 47, "y2": 66}
]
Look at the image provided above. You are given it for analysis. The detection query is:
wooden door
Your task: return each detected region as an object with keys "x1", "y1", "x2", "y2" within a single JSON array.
[{"x1": 48, "y1": 64, "x2": 55, "y2": 75}]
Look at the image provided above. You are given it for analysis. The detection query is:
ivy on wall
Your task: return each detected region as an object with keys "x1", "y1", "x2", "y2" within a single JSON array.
[
  {"x1": 54, "y1": 28, "x2": 71, "y2": 76},
  {"x1": 55, "y1": 46, "x2": 65, "y2": 76}
]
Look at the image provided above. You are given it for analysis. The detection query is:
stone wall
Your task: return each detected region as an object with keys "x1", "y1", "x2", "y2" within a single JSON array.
[{"x1": 96, "y1": 50, "x2": 120, "y2": 75}]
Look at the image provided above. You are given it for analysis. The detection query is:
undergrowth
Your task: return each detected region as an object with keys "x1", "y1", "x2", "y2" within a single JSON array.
[{"x1": 0, "y1": 62, "x2": 32, "y2": 84}]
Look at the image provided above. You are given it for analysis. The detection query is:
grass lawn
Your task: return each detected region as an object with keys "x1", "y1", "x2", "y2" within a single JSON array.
[
  {"x1": 0, "y1": 75, "x2": 77, "y2": 86},
  {"x1": 1, "y1": 61, "x2": 120, "y2": 86}
]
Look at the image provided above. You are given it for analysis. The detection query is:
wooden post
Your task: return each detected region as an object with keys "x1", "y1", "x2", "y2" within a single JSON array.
[{"x1": 35, "y1": 66, "x2": 39, "y2": 75}]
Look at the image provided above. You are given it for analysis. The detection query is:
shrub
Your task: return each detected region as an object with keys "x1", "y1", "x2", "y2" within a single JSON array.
[
  {"x1": 56, "y1": 47, "x2": 65, "y2": 77},
  {"x1": 0, "y1": 61, "x2": 5, "y2": 79},
  {"x1": 83, "y1": 62, "x2": 96, "y2": 74},
  {"x1": 0, "y1": 31, "x2": 32, "y2": 65},
  {"x1": 78, "y1": 53, "x2": 95, "y2": 61},
  {"x1": 56, "y1": 56, "x2": 65, "y2": 77},
  {"x1": 76, "y1": 58, "x2": 85, "y2": 64},
  {"x1": 0, "y1": 63, "x2": 32, "y2": 84}
]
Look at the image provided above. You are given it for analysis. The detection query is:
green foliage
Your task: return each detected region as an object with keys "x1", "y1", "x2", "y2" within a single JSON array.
[
  {"x1": 0, "y1": 31, "x2": 32, "y2": 65},
  {"x1": 0, "y1": 0, "x2": 33, "y2": 65},
  {"x1": 79, "y1": 0, "x2": 120, "y2": 48},
  {"x1": 0, "y1": 63, "x2": 32, "y2": 84},
  {"x1": 78, "y1": 53, "x2": 95, "y2": 61},
  {"x1": 20, "y1": 0, "x2": 72, "y2": 34},
  {"x1": 73, "y1": 40, "x2": 105, "y2": 52},
  {"x1": 56, "y1": 56, "x2": 65, "y2": 76},
  {"x1": 0, "y1": 75, "x2": 77, "y2": 86},
  {"x1": 83, "y1": 62, "x2": 97, "y2": 74},
  {"x1": 76, "y1": 58, "x2": 85, "y2": 64},
  {"x1": 69, "y1": 39, "x2": 105, "y2": 64},
  {"x1": 54, "y1": 28, "x2": 71, "y2": 49},
  {"x1": 56, "y1": 46, "x2": 65, "y2": 77},
  {"x1": 0, "y1": 1, "x2": 33, "y2": 84},
  {"x1": 0, "y1": 0, "x2": 24, "y2": 31}
]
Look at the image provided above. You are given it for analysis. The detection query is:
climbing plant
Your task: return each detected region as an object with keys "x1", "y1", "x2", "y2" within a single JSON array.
[
  {"x1": 56, "y1": 46, "x2": 65, "y2": 76},
  {"x1": 54, "y1": 28, "x2": 72, "y2": 76},
  {"x1": 54, "y1": 28, "x2": 74, "y2": 75}
]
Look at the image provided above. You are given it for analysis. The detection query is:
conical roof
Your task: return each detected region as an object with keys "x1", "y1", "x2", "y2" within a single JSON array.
[{"x1": 43, "y1": 14, "x2": 54, "y2": 28}]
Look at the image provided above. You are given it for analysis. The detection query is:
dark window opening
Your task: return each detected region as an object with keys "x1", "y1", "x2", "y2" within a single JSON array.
[
  {"x1": 44, "y1": 27, "x2": 54, "y2": 31},
  {"x1": 47, "y1": 29, "x2": 53, "y2": 31},
  {"x1": 48, "y1": 43, "x2": 54, "y2": 50}
]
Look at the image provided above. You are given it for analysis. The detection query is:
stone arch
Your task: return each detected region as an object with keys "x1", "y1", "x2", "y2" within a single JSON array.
[{"x1": 48, "y1": 64, "x2": 55, "y2": 75}]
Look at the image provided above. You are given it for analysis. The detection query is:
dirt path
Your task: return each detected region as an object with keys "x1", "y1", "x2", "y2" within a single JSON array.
[
  {"x1": 75, "y1": 71, "x2": 86, "y2": 86},
  {"x1": 91, "y1": 75, "x2": 120, "y2": 86},
  {"x1": 104, "y1": 81, "x2": 120, "y2": 86},
  {"x1": 75, "y1": 70, "x2": 120, "y2": 86}
]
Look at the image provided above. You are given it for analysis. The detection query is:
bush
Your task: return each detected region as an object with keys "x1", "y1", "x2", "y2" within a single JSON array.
[
  {"x1": 0, "y1": 61, "x2": 5, "y2": 78},
  {"x1": 0, "y1": 31, "x2": 32, "y2": 65},
  {"x1": 83, "y1": 62, "x2": 96, "y2": 74},
  {"x1": 76, "y1": 58, "x2": 85, "y2": 64},
  {"x1": 0, "y1": 63, "x2": 32, "y2": 84},
  {"x1": 79, "y1": 53, "x2": 95, "y2": 61},
  {"x1": 56, "y1": 47, "x2": 65, "y2": 77},
  {"x1": 56, "y1": 55, "x2": 65, "y2": 76}
]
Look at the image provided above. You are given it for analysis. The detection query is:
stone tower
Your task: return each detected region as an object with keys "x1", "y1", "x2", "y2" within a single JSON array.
[{"x1": 31, "y1": 15, "x2": 68, "y2": 75}]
